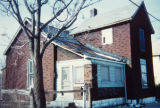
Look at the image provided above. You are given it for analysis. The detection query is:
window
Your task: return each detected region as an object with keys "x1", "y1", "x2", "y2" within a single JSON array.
[
  {"x1": 102, "y1": 28, "x2": 113, "y2": 45},
  {"x1": 100, "y1": 65, "x2": 110, "y2": 82},
  {"x1": 98, "y1": 65, "x2": 124, "y2": 87},
  {"x1": 61, "y1": 67, "x2": 71, "y2": 90},
  {"x1": 27, "y1": 59, "x2": 34, "y2": 89},
  {"x1": 140, "y1": 59, "x2": 148, "y2": 88},
  {"x1": 115, "y1": 67, "x2": 122, "y2": 82},
  {"x1": 73, "y1": 66, "x2": 84, "y2": 84},
  {"x1": 139, "y1": 28, "x2": 145, "y2": 52}
]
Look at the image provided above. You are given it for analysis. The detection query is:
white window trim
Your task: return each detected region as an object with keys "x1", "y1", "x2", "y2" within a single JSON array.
[
  {"x1": 27, "y1": 59, "x2": 34, "y2": 89},
  {"x1": 102, "y1": 28, "x2": 113, "y2": 45}
]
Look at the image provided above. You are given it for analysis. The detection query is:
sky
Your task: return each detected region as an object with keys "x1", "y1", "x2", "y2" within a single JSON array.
[{"x1": 0, "y1": 0, "x2": 160, "y2": 69}]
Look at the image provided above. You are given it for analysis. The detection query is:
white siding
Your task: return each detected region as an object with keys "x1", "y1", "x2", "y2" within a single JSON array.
[{"x1": 153, "y1": 56, "x2": 160, "y2": 86}]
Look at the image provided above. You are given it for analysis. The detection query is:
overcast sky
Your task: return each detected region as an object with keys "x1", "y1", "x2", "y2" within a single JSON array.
[{"x1": 0, "y1": 0, "x2": 160, "y2": 69}]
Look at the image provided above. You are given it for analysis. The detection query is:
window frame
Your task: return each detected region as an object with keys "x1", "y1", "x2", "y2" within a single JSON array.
[
  {"x1": 27, "y1": 59, "x2": 34, "y2": 89},
  {"x1": 140, "y1": 58, "x2": 148, "y2": 88},
  {"x1": 139, "y1": 28, "x2": 146, "y2": 52},
  {"x1": 102, "y1": 28, "x2": 113, "y2": 45},
  {"x1": 73, "y1": 66, "x2": 84, "y2": 84},
  {"x1": 98, "y1": 64, "x2": 124, "y2": 87}
]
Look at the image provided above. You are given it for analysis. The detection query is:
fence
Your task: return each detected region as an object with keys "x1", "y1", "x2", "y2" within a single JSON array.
[{"x1": 0, "y1": 84, "x2": 91, "y2": 108}]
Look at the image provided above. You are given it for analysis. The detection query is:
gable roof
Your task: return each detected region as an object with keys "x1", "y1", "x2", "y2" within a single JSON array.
[{"x1": 70, "y1": 1, "x2": 154, "y2": 35}]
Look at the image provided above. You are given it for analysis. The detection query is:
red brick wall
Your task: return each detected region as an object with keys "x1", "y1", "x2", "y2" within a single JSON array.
[
  {"x1": 5, "y1": 30, "x2": 29, "y2": 89},
  {"x1": 57, "y1": 47, "x2": 81, "y2": 61},
  {"x1": 74, "y1": 23, "x2": 132, "y2": 63},
  {"x1": 5, "y1": 29, "x2": 55, "y2": 101},
  {"x1": 42, "y1": 44, "x2": 54, "y2": 101}
]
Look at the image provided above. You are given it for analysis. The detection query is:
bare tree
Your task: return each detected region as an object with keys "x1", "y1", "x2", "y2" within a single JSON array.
[{"x1": 0, "y1": 0, "x2": 101, "y2": 108}]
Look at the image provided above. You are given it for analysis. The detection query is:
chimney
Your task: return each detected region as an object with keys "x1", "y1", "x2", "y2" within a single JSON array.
[{"x1": 90, "y1": 8, "x2": 97, "y2": 17}]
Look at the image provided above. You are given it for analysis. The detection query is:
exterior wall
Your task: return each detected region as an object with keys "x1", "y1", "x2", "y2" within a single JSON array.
[
  {"x1": 130, "y1": 5, "x2": 155, "y2": 99},
  {"x1": 74, "y1": 5, "x2": 155, "y2": 100},
  {"x1": 91, "y1": 60, "x2": 125, "y2": 101},
  {"x1": 5, "y1": 30, "x2": 29, "y2": 89},
  {"x1": 152, "y1": 56, "x2": 160, "y2": 86},
  {"x1": 74, "y1": 23, "x2": 131, "y2": 61},
  {"x1": 5, "y1": 29, "x2": 55, "y2": 101},
  {"x1": 57, "y1": 47, "x2": 81, "y2": 61}
]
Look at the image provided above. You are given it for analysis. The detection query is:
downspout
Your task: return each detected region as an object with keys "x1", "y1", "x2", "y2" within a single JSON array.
[{"x1": 124, "y1": 65, "x2": 128, "y2": 104}]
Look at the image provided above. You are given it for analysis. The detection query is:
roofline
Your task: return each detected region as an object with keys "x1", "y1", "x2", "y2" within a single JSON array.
[
  {"x1": 4, "y1": 18, "x2": 32, "y2": 55},
  {"x1": 4, "y1": 18, "x2": 125, "y2": 64},
  {"x1": 41, "y1": 32, "x2": 125, "y2": 64},
  {"x1": 131, "y1": 1, "x2": 154, "y2": 34},
  {"x1": 70, "y1": 18, "x2": 131, "y2": 35},
  {"x1": 85, "y1": 55, "x2": 126, "y2": 65},
  {"x1": 70, "y1": 1, "x2": 154, "y2": 35}
]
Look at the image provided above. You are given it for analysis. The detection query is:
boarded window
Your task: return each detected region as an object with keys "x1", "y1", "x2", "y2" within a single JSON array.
[
  {"x1": 102, "y1": 28, "x2": 113, "y2": 45},
  {"x1": 140, "y1": 59, "x2": 148, "y2": 88},
  {"x1": 73, "y1": 66, "x2": 84, "y2": 84},
  {"x1": 139, "y1": 28, "x2": 145, "y2": 52}
]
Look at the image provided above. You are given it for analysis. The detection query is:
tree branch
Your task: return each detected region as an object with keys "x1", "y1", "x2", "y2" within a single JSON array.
[{"x1": 40, "y1": 0, "x2": 73, "y2": 31}]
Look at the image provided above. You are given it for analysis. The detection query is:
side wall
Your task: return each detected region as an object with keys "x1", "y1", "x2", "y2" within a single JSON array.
[
  {"x1": 130, "y1": 5, "x2": 155, "y2": 99},
  {"x1": 5, "y1": 29, "x2": 55, "y2": 101},
  {"x1": 74, "y1": 23, "x2": 131, "y2": 61}
]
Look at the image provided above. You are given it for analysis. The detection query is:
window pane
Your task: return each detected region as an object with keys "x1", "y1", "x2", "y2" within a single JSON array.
[
  {"x1": 61, "y1": 67, "x2": 70, "y2": 89},
  {"x1": 115, "y1": 68, "x2": 122, "y2": 82},
  {"x1": 100, "y1": 66, "x2": 110, "y2": 82},
  {"x1": 74, "y1": 66, "x2": 84, "y2": 84},
  {"x1": 140, "y1": 59, "x2": 148, "y2": 88},
  {"x1": 139, "y1": 28, "x2": 145, "y2": 52}
]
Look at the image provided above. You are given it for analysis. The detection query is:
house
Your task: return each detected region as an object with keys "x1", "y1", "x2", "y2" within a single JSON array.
[
  {"x1": 152, "y1": 40, "x2": 160, "y2": 86},
  {"x1": 70, "y1": 1, "x2": 155, "y2": 105},
  {"x1": 3, "y1": 1, "x2": 155, "y2": 108}
]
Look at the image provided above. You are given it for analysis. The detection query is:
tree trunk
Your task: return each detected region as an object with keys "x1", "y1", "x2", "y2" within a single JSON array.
[{"x1": 33, "y1": 56, "x2": 46, "y2": 108}]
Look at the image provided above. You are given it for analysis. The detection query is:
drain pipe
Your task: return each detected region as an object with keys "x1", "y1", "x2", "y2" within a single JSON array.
[{"x1": 124, "y1": 65, "x2": 128, "y2": 104}]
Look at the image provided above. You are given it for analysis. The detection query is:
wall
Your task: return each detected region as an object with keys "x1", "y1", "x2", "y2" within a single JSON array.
[
  {"x1": 130, "y1": 4, "x2": 155, "y2": 99},
  {"x1": 5, "y1": 28, "x2": 55, "y2": 101},
  {"x1": 74, "y1": 23, "x2": 131, "y2": 61},
  {"x1": 152, "y1": 56, "x2": 160, "y2": 86}
]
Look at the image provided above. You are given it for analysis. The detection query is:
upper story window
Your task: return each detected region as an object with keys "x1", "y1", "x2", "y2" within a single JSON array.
[
  {"x1": 139, "y1": 28, "x2": 145, "y2": 52},
  {"x1": 27, "y1": 59, "x2": 34, "y2": 89},
  {"x1": 102, "y1": 28, "x2": 113, "y2": 45},
  {"x1": 98, "y1": 64, "x2": 124, "y2": 87},
  {"x1": 140, "y1": 59, "x2": 148, "y2": 88}
]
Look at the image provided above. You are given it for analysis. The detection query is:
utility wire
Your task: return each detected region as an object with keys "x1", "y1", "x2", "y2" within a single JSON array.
[{"x1": 129, "y1": 0, "x2": 160, "y2": 23}]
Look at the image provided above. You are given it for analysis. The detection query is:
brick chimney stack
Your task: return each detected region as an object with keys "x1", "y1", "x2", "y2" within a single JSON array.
[{"x1": 90, "y1": 8, "x2": 97, "y2": 17}]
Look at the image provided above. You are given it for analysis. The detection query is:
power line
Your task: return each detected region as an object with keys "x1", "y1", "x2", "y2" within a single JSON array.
[{"x1": 129, "y1": 0, "x2": 160, "y2": 23}]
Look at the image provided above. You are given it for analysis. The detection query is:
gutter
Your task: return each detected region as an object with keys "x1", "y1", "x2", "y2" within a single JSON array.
[{"x1": 84, "y1": 55, "x2": 126, "y2": 65}]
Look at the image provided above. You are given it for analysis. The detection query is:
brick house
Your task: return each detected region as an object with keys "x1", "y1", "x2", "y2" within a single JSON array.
[
  {"x1": 70, "y1": 1, "x2": 155, "y2": 105},
  {"x1": 3, "y1": 1, "x2": 155, "y2": 107}
]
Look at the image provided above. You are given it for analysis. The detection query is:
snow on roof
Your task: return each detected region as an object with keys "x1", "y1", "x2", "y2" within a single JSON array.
[
  {"x1": 152, "y1": 39, "x2": 160, "y2": 56},
  {"x1": 70, "y1": 2, "x2": 142, "y2": 35}
]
